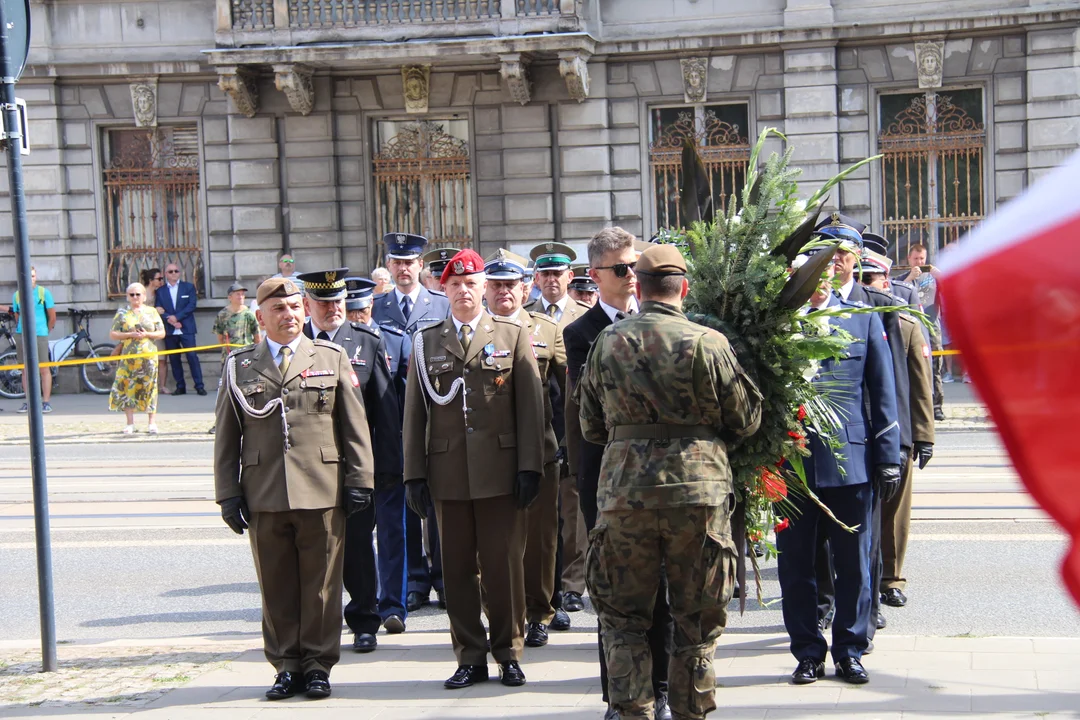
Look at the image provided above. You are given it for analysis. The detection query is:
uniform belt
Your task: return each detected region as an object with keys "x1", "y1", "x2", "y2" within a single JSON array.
[{"x1": 608, "y1": 424, "x2": 718, "y2": 443}]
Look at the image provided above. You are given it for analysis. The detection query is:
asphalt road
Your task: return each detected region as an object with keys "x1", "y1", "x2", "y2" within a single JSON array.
[{"x1": 2, "y1": 430, "x2": 1078, "y2": 643}]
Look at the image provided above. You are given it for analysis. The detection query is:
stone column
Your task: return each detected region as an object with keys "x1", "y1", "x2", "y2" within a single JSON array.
[
  {"x1": 1025, "y1": 26, "x2": 1080, "y2": 185},
  {"x1": 783, "y1": 44, "x2": 843, "y2": 210}
]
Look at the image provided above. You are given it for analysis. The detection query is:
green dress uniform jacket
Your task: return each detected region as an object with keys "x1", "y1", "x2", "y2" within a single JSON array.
[
  {"x1": 214, "y1": 336, "x2": 375, "y2": 511},
  {"x1": 403, "y1": 311, "x2": 545, "y2": 499}
]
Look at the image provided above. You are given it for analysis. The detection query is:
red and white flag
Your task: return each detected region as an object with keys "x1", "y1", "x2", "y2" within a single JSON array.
[{"x1": 938, "y1": 152, "x2": 1080, "y2": 607}]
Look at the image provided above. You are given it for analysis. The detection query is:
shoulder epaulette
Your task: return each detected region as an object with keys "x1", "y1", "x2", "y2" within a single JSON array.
[
  {"x1": 527, "y1": 311, "x2": 559, "y2": 328},
  {"x1": 374, "y1": 291, "x2": 392, "y2": 300},
  {"x1": 427, "y1": 289, "x2": 447, "y2": 297},
  {"x1": 571, "y1": 299, "x2": 591, "y2": 310},
  {"x1": 841, "y1": 298, "x2": 868, "y2": 309},
  {"x1": 378, "y1": 323, "x2": 404, "y2": 336},
  {"x1": 864, "y1": 286, "x2": 902, "y2": 306},
  {"x1": 350, "y1": 321, "x2": 381, "y2": 338},
  {"x1": 491, "y1": 314, "x2": 522, "y2": 326},
  {"x1": 313, "y1": 338, "x2": 345, "y2": 352},
  {"x1": 227, "y1": 345, "x2": 255, "y2": 359}
]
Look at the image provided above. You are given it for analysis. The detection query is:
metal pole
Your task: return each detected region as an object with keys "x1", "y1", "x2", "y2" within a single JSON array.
[{"x1": 0, "y1": 0, "x2": 57, "y2": 673}]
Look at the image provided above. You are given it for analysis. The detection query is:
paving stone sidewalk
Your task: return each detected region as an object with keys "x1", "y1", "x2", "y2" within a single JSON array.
[{"x1": 2, "y1": 631, "x2": 1078, "y2": 718}]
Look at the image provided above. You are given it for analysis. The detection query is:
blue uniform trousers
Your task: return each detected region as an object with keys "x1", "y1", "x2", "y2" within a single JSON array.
[
  {"x1": 343, "y1": 483, "x2": 410, "y2": 634},
  {"x1": 406, "y1": 498, "x2": 444, "y2": 595},
  {"x1": 778, "y1": 482, "x2": 873, "y2": 664}
]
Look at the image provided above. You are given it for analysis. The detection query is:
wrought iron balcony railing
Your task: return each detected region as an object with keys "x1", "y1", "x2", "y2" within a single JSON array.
[{"x1": 218, "y1": 0, "x2": 583, "y2": 45}]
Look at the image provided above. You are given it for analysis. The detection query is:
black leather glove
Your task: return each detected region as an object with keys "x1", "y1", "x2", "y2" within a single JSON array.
[
  {"x1": 344, "y1": 487, "x2": 373, "y2": 517},
  {"x1": 405, "y1": 479, "x2": 432, "y2": 518},
  {"x1": 873, "y1": 464, "x2": 902, "y2": 504},
  {"x1": 913, "y1": 441, "x2": 934, "y2": 470},
  {"x1": 219, "y1": 497, "x2": 249, "y2": 535},
  {"x1": 513, "y1": 470, "x2": 542, "y2": 510}
]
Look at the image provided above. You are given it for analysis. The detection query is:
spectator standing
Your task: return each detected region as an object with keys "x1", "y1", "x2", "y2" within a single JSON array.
[
  {"x1": 213, "y1": 283, "x2": 261, "y2": 359},
  {"x1": 12, "y1": 266, "x2": 56, "y2": 413},
  {"x1": 140, "y1": 268, "x2": 169, "y2": 394},
  {"x1": 899, "y1": 243, "x2": 945, "y2": 420},
  {"x1": 370, "y1": 267, "x2": 392, "y2": 295},
  {"x1": 109, "y1": 283, "x2": 165, "y2": 434},
  {"x1": 154, "y1": 263, "x2": 205, "y2": 396}
]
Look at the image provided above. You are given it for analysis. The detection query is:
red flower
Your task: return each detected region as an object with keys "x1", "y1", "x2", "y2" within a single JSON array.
[
  {"x1": 762, "y1": 470, "x2": 788, "y2": 502},
  {"x1": 775, "y1": 457, "x2": 786, "y2": 467},
  {"x1": 749, "y1": 530, "x2": 763, "y2": 542},
  {"x1": 775, "y1": 518, "x2": 790, "y2": 533},
  {"x1": 797, "y1": 405, "x2": 807, "y2": 422},
  {"x1": 787, "y1": 430, "x2": 805, "y2": 440}
]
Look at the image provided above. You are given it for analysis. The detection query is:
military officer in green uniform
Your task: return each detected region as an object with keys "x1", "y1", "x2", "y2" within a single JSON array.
[
  {"x1": 214, "y1": 277, "x2": 376, "y2": 701},
  {"x1": 578, "y1": 245, "x2": 763, "y2": 720},
  {"x1": 484, "y1": 248, "x2": 568, "y2": 649},
  {"x1": 403, "y1": 248, "x2": 546, "y2": 690}
]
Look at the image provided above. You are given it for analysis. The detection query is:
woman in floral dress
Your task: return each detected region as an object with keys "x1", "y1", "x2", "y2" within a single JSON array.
[{"x1": 109, "y1": 282, "x2": 166, "y2": 434}]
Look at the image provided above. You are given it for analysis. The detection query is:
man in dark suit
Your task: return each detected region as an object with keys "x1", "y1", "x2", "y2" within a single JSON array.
[
  {"x1": 372, "y1": 232, "x2": 451, "y2": 612},
  {"x1": 155, "y1": 263, "x2": 204, "y2": 395},
  {"x1": 778, "y1": 259, "x2": 901, "y2": 685},
  {"x1": 564, "y1": 226, "x2": 672, "y2": 720},
  {"x1": 298, "y1": 269, "x2": 404, "y2": 653}
]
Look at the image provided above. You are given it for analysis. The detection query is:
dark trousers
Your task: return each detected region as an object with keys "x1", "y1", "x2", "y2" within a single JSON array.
[
  {"x1": 778, "y1": 482, "x2": 873, "y2": 664},
  {"x1": 578, "y1": 446, "x2": 671, "y2": 704},
  {"x1": 867, "y1": 488, "x2": 884, "y2": 641},
  {"x1": 248, "y1": 508, "x2": 344, "y2": 675},
  {"x1": 435, "y1": 495, "x2": 526, "y2": 665},
  {"x1": 406, "y1": 495, "x2": 443, "y2": 595},
  {"x1": 165, "y1": 333, "x2": 203, "y2": 392},
  {"x1": 342, "y1": 483, "x2": 409, "y2": 635}
]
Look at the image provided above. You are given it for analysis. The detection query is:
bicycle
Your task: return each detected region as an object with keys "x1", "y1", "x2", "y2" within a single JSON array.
[{"x1": 0, "y1": 308, "x2": 117, "y2": 398}]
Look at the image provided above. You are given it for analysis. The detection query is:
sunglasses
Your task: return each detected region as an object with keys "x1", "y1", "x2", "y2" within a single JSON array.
[
  {"x1": 153, "y1": 276, "x2": 163, "y2": 281},
  {"x1": 593, "y1": 262, "x2": 637, "y2": 278},
  {"x1": 166, "y1": 269, "x2": 180, "y2": 274},
  {"x1": 128, "y1": 292, "x2": 143, "y2": 297},
  {"x1": 280, "y1": 259, "x2": 295, "y2": 264}
]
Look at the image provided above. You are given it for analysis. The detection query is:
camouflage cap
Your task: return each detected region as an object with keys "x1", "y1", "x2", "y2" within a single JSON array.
[
  {"x1": 256, "y1": 277, "x2": 302, "y2": 305},
  {"x1": 635, "y1": 244, "x2": 686, "y2": 276}
]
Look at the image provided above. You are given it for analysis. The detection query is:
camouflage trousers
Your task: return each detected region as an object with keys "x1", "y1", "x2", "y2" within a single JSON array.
[{"x1": 586, "y1": 505, "x2": 737, "y2": 720}]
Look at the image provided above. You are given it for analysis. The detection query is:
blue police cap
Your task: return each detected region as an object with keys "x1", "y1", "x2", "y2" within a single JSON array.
[
  {"x1": 295, "y1": 268, "x2": 349, "y2": 301},
  {"x1": 484, "y1": 248, "x2": 529, "y2": 280},
  {"x1": 344, "y1": 276, "x2": 376, "y2": 310},
  {"x1": 814, "y1": 212, "x2": 865, "y2": 252},
  {"x1": 861, "y1": 231, "x2": 889, "y2": 257},
  {"x1": 568, "y1": 264, "x2": 597, "y2": 292},
  {"x1": 383, "y1": 232, "x2": 427, "y2": 260}
]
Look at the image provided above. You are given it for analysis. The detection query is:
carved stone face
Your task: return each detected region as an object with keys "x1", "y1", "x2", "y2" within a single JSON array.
[
  {"x1": 132, "y1": 85, "x2": 155, "y2": 122},
  {"x1": 404, "y1": 73, "x2": 426, "y2": 102},
  {"x1": 920, "y1": 51, "x2": 940, "y2": 77}
]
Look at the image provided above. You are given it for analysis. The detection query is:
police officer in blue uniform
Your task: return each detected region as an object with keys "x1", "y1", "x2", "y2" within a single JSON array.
[
  {"x1": 777, "y1": 258, "x2": 902, "y2": 686},
  {"x1": 372, "y1": 233, "x2": 451, "y2": 611},
  {"x1": 296, "y1": 269, "x2": 403, "y2": 652}
]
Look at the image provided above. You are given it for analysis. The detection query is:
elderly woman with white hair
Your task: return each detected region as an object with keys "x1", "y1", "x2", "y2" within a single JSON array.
[{"x1": 109, "y1": 281, "x2": 166, "y2": 434}]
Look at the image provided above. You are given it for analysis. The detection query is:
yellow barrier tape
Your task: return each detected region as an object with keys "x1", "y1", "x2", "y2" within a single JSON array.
[
  {"x1": 932, "y1": 349, "x2": 960, "y2": 357},
  {"x1": 0, "y1": 343, "x2": 242, "y2": 372}
]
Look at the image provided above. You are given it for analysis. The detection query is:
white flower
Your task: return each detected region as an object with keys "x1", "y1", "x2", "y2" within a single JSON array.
[{"x1": 793, "y1": 199, "x2": 807, "y2": 214}]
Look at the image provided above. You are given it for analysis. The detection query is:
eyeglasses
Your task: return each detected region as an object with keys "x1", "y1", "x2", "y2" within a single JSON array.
[
  {"x1": 128, "y1": 292, "x2": 143, "y2": 297},
  {"x1": 153, "y1": 276, "x2": 163, "y2": 282},
  {"x1": 166, "y1": 269, "x2": 180, "y2": 274},
  {"x1": 593, "y1": 262, "x2": 637, "y2": 278},
  {"x1": 280, "y1": 259, "x2": 295, "y2": 264}
]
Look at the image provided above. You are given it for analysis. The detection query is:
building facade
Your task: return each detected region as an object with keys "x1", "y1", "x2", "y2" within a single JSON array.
[{"x1": 4, "y1": 0, "x2": 1080, "y2": 333}]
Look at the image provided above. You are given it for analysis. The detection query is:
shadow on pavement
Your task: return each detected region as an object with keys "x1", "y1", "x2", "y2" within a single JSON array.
[
  {"x1": 80, "y1": 609, "x2": 261, "y2": 627},
  {"x1": 161, "y1": 583, "x2": 260, "y2": 597}
]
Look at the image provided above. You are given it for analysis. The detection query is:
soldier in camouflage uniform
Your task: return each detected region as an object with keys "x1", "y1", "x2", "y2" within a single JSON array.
[{"x1": 578, "y1": 244, "x2": 762, "y2": 720}]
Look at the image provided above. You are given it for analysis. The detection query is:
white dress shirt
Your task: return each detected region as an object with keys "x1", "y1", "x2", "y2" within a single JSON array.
[
  {"x1": 166, "y1": 281, "x2": 182, "y2": 335},
  {"x1": 598, "y1": 296, "x2": 639, "y2": 324},
  {"x1": 452, "y1": 311, "x2": 486, "y2": 337},
  {"x1": 838, "y1": 277, "x2": 855, "y2": 301}
]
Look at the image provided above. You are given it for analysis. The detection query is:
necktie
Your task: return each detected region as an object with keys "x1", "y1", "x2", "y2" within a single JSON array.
[
  {"x1": 278, "y1": 346, "x2": 292, "y2": 376},
  {"x1": 459, "y1": 323, "x2": 473, "y2": 352},
  {"x1": 401, "y1": 295, "x2": 413, "y2": 320},
  {"x1": 546, "y1": 304, "x2": 558, "y2": 319},
  {"x1": 615, "y1": 311, "x2": 627, "y2": 321},
  {"x1": 317, "y1": 331, "x2": 330, "y2": 342}
]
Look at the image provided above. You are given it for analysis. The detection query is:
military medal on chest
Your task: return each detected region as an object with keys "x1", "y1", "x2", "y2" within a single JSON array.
[{"x1": 484, "y1": 342, "x2": 496, "y2": 366}]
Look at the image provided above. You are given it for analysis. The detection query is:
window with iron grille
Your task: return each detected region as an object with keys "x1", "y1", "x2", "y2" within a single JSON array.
[
  {"x1": 372, "y1": 118, "x2": 472, "y2": 261},
  {"x1": 102, "y1": 126, "x2": 205, "y2": 298},
  {"x1": 649, "y1": 103, "x2": 751, "y2": 234},
  {"x1": 878, "y1": 89, "x2": 985, "y2": 265}
]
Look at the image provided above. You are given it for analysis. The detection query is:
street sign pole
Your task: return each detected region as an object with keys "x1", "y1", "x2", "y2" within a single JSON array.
[{"x1": 1, "y1": 0, "x2": 56, "y2": 672}]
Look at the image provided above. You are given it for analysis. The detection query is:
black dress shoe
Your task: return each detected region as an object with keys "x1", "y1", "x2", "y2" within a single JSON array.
[
  {"x1": 655, "y1": 693, "x2": 672, "y2": 720},
  {"x1": 406, "y1": 590, "x2": 428, "y2": 612},
  {"x1": 172, "y1": 388, "x2": 186, "y2": 396},
  {"x1": 881, "y1": 588, "x2": 907, "y2": 607},
  {"x1": 265, "y1": 671, "x2": 302, "y2": 700},
  {"x1": 549, "y1": 608, "x2": 571, "y2": 631},
  {"x1": 383, "y1": 614, "x2": 406, "y2": 634},
  {"x1": 864, "y1": 639, "x2": 875, "y2": 655},
  {"x1": 524, "y1": 622, "x2": 549, "y2": 647},
  {"x1": 436, "y1": 588, "x2": 447, "y2": 609},
  {"x1": 304, "y1": 669, "x2": 332, "y2": 698},
  {"x1": 196, "y1": 388, "x2": 208, "y2": 396},
  {"x1": 445, "y1": 664, "x2": 488, "y2": 689},
  {"x1": 791, "y1": 657, "x2": 825, "y2": 685},
  {"x1": 934, "y1": 408, "x2": 946, "y2": 422},
  {"x1": 835, "y1": 657, "x2": 869, "y2": 684},
  {"x1": 876, "y1": 612, "x2": 887, "y2": 630},
  {"x1": 563, "y1": 591, "x2": 584, "y2": 612},
  {"x1": 498, "y1": 660, "x2": 526, "y2": 687},
  {"x1": 353, "y1": 632, "x2": 377, "y2": 653}
]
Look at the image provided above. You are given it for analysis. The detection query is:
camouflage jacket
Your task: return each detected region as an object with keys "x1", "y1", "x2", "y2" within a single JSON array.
[{"x1": 578, "y1": 301, "x2": 762, "y2": 512}]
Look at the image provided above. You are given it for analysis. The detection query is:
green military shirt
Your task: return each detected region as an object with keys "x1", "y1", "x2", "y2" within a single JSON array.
[
  {"x1": 578, "y1": 300, "x2": 762, "y2": 512},
  {"x1": 213, "y1": 305, "x2": 260, "y2": 359}
]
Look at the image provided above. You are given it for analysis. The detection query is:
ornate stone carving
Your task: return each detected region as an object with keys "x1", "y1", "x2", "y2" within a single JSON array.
[
  {"x1": 559, "y1": 52, "x2": 590, "y2": 103},
  {"x1": 402, "y1": 65, "x2": 431, "y2": 114},
  {"x1": 274, "y1": 64, "x2": 315, "y2": 116},
  {"x1": 218, "y1": 66, "x2": 260, "y2": 118},
  {"x1": 500, "y1": 54, "x2": 532, "y2": 106},
  {"x1": 129, "y1": 79, "x2": 158, "y2": 128},
  {"x1": 681, "y1": 57, "x2": 708, "y2": 104},
  {"x1": 915, "y1": 41, "x2": 945, "y2": 89}
]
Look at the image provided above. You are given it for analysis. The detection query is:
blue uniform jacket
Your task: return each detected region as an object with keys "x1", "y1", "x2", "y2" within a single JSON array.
[
  {"x1": 155, "y1": 281, "x2": 198, "y2": 335},
  {"x1": 378, "y1": 323, "x2": 411, "y2": 412},
  {"x1": 371, "y1": 287, "x2": 450, "y2": 337},
  {"x1": 807, "y1": 295, "x2": 901, "y2": 488}
]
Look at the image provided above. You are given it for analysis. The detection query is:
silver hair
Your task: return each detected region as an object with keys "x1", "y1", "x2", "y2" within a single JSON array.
[{"x1": 587, "y1": 226, "x2": 636, "y2": 266}]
